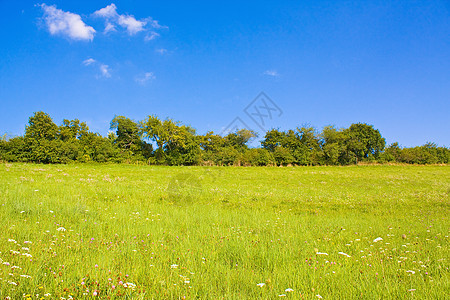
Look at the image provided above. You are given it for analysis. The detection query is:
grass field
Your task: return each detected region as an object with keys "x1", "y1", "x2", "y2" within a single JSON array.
[{"x1": 0, "y1": 163, "x2": 448, "y2": 299}]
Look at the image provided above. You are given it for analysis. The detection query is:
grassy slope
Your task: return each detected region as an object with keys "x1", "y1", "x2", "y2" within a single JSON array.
[{"x1": 0, "y1": 163, "x2": 448, "y2": 299}]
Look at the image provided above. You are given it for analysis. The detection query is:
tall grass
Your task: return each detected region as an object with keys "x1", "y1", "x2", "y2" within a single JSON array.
[{"x1": 0, "y1": 163, "x2": 448, "y2": 299}]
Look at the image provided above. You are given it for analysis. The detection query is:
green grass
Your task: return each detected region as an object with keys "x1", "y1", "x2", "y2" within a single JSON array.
[{"x1": 0, "y1": 163, "x2": 448, "y2": 299}]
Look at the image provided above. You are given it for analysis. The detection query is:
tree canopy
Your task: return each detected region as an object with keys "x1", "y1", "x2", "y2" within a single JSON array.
[{"x1": 0, "y1": 111, "x2": 448, "y2": 166}]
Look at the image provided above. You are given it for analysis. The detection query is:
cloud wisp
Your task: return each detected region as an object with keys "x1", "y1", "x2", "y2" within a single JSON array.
[
  {"x1": 99, "y1": 64, "x2": 111, "y2": 78},
  {"x1": 104, "y1": 22, "x2": 116, "y2": 33},
  {"x1": 135, "y1": 72, "x2": 156, "y2": 85},
  {"x1": 82, "y1": 58, "x2": 111, "y2": 78},
  {"x1": 263, "y1": 70, "x2": 280, "y2": 77},
  {"x1": 93, "y1": 3, "x2": 166, "y2": 38},
  {"x1": 155, "y1": 48, "x2": 167, "y2": 54},
  {"x1": 82, "y1": 58, "x2": 96, "y2": 66},
  {"x1": 145, "y1": 31, "x2": 160, "y2": 41},
  {"x1": 39, "y1": 4, "x2": 95, "y2": 41}
]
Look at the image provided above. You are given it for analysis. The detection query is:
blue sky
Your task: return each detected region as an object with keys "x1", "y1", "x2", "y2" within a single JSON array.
[{"x1": 0, "y1": 0, "x2": 449, "y2": 147}]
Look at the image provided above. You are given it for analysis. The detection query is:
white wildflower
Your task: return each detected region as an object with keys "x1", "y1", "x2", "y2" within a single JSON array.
[
  {"x1": 257, "y1": 283, "x2": 265, "y2": 287},
  {"x1": 338, "y1": 252, "x2": 351, "y2": 257},
  {"x1": 285, "y1": 288, "x2": 294, "y2": 292},
  {"x1": 170, "y1": 264, "x2": 178, "y2": 269},
  {"x1": 57, "y1": 227, "x2": 66, "y2": 232},
  {"x1": 373, "y1": 237, "x2": 383, "y2": 243}
]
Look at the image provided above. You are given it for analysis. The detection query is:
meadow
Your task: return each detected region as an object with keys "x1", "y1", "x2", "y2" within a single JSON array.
[{"x1": 0, "y1": 163, "x2": 448, "y2": 299}]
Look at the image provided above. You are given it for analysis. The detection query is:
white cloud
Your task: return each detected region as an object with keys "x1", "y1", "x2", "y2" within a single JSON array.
[
  {"x1": 135, "y1": 72, "x2": 155, "y2": 84},
  {"x1": 104, "y1": 22, "x2": 116, "y2": 33},
  {"x1": 83, "y1": 58, "x2": 111, "y2": 78},
  {"x1": 148, "y1": 19, "x2": 167, "y2": 29},
  {"x1": 93, "y1": 3, "x2": 165, "y2": 37},
  {"x1": 118, "y1": 15, "x2": 146, "y2": 35},
  {"x1": 40, "y1": 4, "x2": 95, "y2": 41},
  {"x1": 82, "y1": 58, "x2": 96, "y2": 66},
  {"x1": 40, "y1": 3, "x2": 165, "y2": 40},
  {"x1": 93, "y1": 3, "x2": 118, "y2": 18},
  {"x1": 263, "y1": 70, "x2": 280, "y2": 77},
  {"x1": 155, "y1": 48, "x2": 167, "y2": 54},
  {"x1": 145, "y1": 31, "x2": 160, "y2": 41},
  {"x1": 93, "y1": 4, "x2": 118, "y2": 33},
  {"x1": 99, "y1": 64, "x2": 111, "y2": 78}
]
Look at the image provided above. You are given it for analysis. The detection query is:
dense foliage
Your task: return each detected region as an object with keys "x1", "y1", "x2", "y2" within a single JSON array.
[{"x1": 1, "y1": 111, "x2": 448, "y2": 165}]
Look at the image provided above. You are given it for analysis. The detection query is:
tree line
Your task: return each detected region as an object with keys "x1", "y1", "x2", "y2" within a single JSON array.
[{"x1": 0, "y1": 112, "x2": 448, "y2": 165}]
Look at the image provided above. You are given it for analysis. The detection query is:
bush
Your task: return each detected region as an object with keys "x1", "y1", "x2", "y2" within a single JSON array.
[{"x1": 242, "y1": 148, "x2": 275, "y2": 166}]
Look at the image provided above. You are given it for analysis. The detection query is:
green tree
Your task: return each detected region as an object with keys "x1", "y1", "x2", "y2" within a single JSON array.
[
  {"x1": 293, "y1": 126, "x2": 322, "y2": 165},
  {"x1": 58, "y1": 119, "x2": 89, "y2": 141},
  {"x1": 110, "y1": 116, "x2": 152, "y2": 161},
  {"x1": 140, "y1": 115, "x2": 197, "y2": 165},
  {"x1": 25, "y1": 111, "x2": 58, "y2": 141},
  {"x1": 381, "y1": 142, "x2": 401, "y2": 162},
  {"x1": 77, "y1": 132, "x2": 121, "y2": 163},
  {"x1": 262, "y1": 127, "x2": 321, "y2": 165},
  {"x1": 24, "y1": 112, "x2": 58, "y2": 163},
  {"x1": 273, "y1": 146, "x2": 295, "y2": 166},
  {"x1": 321, "y1": 126, "x2": 348, "y2": 165},
  {"x1": 224, "y1": 129, "x2": 257, "y2": 150},
  {"x1": 261, "y1": 129, "x2": 296, "y2": 165},
  {"x1": 261, "y1": 129, "x2": 284, "y2": 151},
  {"x1": 165, "y1": 125, "x2": 202, "y2": 166},
  {"x1": 110, "y1": 116, "x2": 140, "y2": 150},
  {"x1": 242, "y1": 148, "x2": 275, "y2": 166},
  {"x1": 345, "y1": 123, "x2": 385, "y2": 162},
  {"x1": 199, "y1": 131, "x2": 225, "y2": 153},
  {"x1": 0, "y1": 136, "x2": 28, "y2": 162}
]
